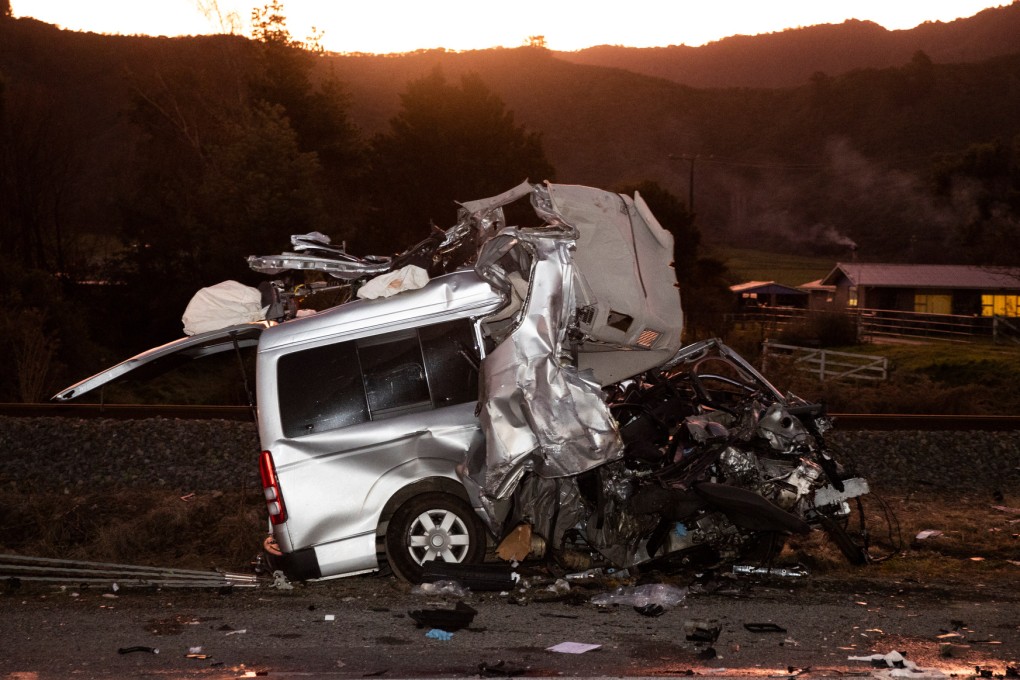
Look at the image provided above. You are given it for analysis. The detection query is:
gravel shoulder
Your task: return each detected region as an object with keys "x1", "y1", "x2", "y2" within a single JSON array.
[{"x1": 3, "y1": 417, "x2": 1020, "y2": 678}]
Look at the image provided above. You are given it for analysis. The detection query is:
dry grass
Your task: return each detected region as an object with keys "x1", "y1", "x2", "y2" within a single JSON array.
[
  {"x1": 0, "y1": 487, "x2": 266, "y2": 571},
  {"x1": 3, "y1": 487, "x2": 1018, "y2": 588},
  {"x1": 783, "y1": 489, "x2": 1020, "y2": 587}
]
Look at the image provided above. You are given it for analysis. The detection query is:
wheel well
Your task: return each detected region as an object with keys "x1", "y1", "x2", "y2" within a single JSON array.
[
  {"x1": 374, "y1": 477, "x2": 478, "y2": 574},
  {"x1": 376, "y1": 477, "x2": 472, "y2": 536}
]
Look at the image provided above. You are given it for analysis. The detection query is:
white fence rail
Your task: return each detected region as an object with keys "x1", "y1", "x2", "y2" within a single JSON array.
[
  {"x1": 727, "y1": 308, "x2": 1020, "y2": 345},
  {"x1": 761, "y1": 341, "x2": 888, "y2": 382}
]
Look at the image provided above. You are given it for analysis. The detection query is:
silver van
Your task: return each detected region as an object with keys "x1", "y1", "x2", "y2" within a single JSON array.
[
  {"x1": 56, "y1": 181, "x2": 870, "y2": 580},
  {"x1": 55, "y1": 181, "x2": 688, "y2": 583}
]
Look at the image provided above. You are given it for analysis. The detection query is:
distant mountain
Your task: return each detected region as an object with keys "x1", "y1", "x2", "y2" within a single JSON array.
[
  {"x1": 3, "y1": 10, "x2": 1020, "y2": 266},
  {"x1": 555, "y1": 2, "x2": 1020, "y2": 88}
]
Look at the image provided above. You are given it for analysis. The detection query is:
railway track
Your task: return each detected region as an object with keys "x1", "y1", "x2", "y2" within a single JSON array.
[{"x1": 2, "y1": 403, "x2": 1019, "y2": 430}]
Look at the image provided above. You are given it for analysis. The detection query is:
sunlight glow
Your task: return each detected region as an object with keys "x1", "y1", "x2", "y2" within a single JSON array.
[{"x1": 14, "y1": 0, "x2": 1012, "y2": 54}]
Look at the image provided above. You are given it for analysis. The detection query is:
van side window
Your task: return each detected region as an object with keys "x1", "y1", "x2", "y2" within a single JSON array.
[
  {"x1": 358, "y1": 329, "x2": 431, "y2": 419},
  {"x1": 420, "y1": 320, "x2": 480, "y2": 406},
  {"x1": 278, "y1": 340, "x2": 368, "y2": 436},
  {"x1": 277, "y1": 319, "x2": 480, "y2": 438}
]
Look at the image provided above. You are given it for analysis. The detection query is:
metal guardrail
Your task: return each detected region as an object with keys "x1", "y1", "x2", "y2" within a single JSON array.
[
  {"x1": 762, "y1": 341, "x2": 888, "y2": 382},
  {"x1": 0, "y1": 554, "x2": 261, "y2": 589},
  {"x1": 2, "y1": 403, "x2": 1019, "y2": 430}
]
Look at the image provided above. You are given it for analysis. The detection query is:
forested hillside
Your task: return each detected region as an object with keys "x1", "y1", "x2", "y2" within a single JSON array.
[
  {"x1": 557, "y1": 2, "x2": 1020, "y2": 88},
  {"x1": 1, "y1": 7, "x2": 1019, "y2": 401}
]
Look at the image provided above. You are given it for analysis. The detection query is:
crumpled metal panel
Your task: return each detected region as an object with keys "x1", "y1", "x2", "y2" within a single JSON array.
[
  {"x1": 757, "y1": 402, "x2": 813, "y2": 453},
  {"x1": 247, "y1": 252, "x2": 393, "y2": 280},
  {"x1": 466, "y1": 227, "x2": 624, "y2": 518},
  {"x1": 544, "y1": 184, "x2": 684, "y2": 385}
]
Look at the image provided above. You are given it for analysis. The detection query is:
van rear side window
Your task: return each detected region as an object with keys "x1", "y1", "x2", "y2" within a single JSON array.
[{"x1": 277, "y1": 319, "x2": 481, "y2": 438}]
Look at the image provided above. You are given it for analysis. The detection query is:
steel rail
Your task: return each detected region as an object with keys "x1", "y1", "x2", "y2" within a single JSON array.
[
  {"x1": 0, "y1": 564, "x2": 257, "y2": 584},
  {"x1": 0, "y1": 553, "x2": 254, "y2": 578},
  {"x1": 1, "y1": 575, "x2": 257, "y2": 588},
  {"x1": 2, "y1": 403, "x2": 1019, "y2": 430},
  {"x1": 0, "y1": 554, "x2": 261, "y2": 588}
]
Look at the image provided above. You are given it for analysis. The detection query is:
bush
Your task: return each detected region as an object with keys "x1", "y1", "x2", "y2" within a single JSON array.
[{"x1": 777, "y1": 311, "x2": 858, "y2": 348}]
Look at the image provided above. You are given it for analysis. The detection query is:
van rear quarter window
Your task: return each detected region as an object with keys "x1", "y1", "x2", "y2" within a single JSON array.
[
  {"x1": 278, "y1": 340, "x2": 368, "y2": 436},
  {"x1": 277, "y1": 319, "x2": 481, "y2": 438}
]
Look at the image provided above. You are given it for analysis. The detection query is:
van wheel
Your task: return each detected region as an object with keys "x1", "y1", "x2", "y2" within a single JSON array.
[{"x1": 385, "y1": 493, "x2": 486, "y2": 583}]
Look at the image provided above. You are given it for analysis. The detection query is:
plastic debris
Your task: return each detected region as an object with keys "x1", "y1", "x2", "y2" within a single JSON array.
[
  {"x1": 547, "y1": 642, "x2": 602, "y2": 654},
  {"x1": 684, "y1": 619, "x2": 722, "y2": 643},
  {"x1": 744, "y1": 622, "x2": 787, "y2": 633},
  {"x1": 590, "y1": 584, "x2": 688, "y2": 610},
  {"x1": 421, "y1": 562, "x2": 516, "y2": 592},
  {"x1": 478, "y1": 660, "x2": 527, "y2": 677},
  {"x1": 426, "y1": 628, "x2": 453, "y2": 641},
  {"x1": 272, "y1": 570, "x2": 294, "y2": 590},
  {"x1": 915, "y1": 530, "x2": 943, "y2": 540},
  {"x1": 844, "y1": 648, "x2": 946, "y2": 676},
  {"x1": 408, "y1": 601, "x2": 478, "y2": 631},
  {"x1": 545, "y1": 579, "x2": 570, "y2": 594},
  {"x1": 732, "y1": 565, "x2": 807, "y2": 578},
  {"x1": 118, "y1": 646, "x2": 159, "y2": 655},
  {"x1": 324, "y1": 614, "x2": 335, "y2": 621},
  {"x1": 411, "y1": 579, "x2": 470, "y2": 598}
]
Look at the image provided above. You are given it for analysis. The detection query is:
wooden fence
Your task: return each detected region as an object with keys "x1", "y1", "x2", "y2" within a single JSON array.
[
  {"x1": 761, "y1": 341, "x2": 888, "y2": 382},
  {"x1": 726, "y1": 307, "x2": 1020, "y2": 344}
]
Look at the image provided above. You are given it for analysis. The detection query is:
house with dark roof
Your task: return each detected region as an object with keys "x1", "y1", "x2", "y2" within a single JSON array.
[
  {"x1": 730, "y1": 281, "x2": 809, "y2": 310},
  {"x1": 818, "y1": 263, "x2": 1020, "y2": 317}
]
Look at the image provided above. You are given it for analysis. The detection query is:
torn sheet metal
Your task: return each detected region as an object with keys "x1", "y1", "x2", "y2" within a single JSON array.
[
  {"x1": 466, "y1": 226, "x2": 624, "y2": 518},
  {"x1": 247, "y1": 251, "x2": 393, "y2": 280},
  {"x1": 543, "y1": 184, "x2": 683, "y2": 385}
]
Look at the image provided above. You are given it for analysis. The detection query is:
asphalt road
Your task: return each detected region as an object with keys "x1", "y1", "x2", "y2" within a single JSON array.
[{"x1": 1, "y1": 571, "x2": 1017, "y2": 680}]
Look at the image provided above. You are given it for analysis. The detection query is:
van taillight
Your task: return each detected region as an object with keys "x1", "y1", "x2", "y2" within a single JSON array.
[{"x1": 259, "y1": 450, "x2": 287, "y2": 525}]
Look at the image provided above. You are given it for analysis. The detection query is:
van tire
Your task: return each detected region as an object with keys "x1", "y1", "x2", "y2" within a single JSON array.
[{"x1": 385, "y1": 493, "x2": 486, "y2": 583}]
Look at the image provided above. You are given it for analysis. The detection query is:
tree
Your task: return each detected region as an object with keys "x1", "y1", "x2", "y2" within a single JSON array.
[
  {"x1": 364, "y1": 68, "x2": 554, "y2": 253},
  {"x1": 1, "y1": 0, "x2": 11, "y2": 19},
  {"x1": 249, "y1": 1, "x2": 363, "y2": 229},
  {"x1": 0, "y1": 73, "x2": 85, "y2": 274},
  {"x1": 932, "y1": 136, "x2": 1020, "y2": 265},
  {"x1": 106, "y1": 2, "x2": 362, "y2": 346}
]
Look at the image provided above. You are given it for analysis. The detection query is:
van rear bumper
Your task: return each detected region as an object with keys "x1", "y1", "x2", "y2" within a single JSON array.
[{"x1": 265, "y1": 531, "x2": 380, "y2": 582}]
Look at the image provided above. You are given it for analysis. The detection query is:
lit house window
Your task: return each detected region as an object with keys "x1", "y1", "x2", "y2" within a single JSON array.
[
  {"x1": 981, "y1": 294, "x2": 1019, "y2": 317},
  {"x1": 848, "y1": 286, "x2": 858, "y2": 308},
  {"x1": 914, "y1": 294, "x2": 952, "y2": 314}
]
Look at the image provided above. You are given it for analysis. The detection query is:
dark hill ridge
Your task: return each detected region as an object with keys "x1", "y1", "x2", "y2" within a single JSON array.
[
  {"x1": 2, "y1": 10, "x2": 1020, "y2": 262},
  {"x1": 556, "y1": 2, "x2": 1020, "y2": 88}
]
